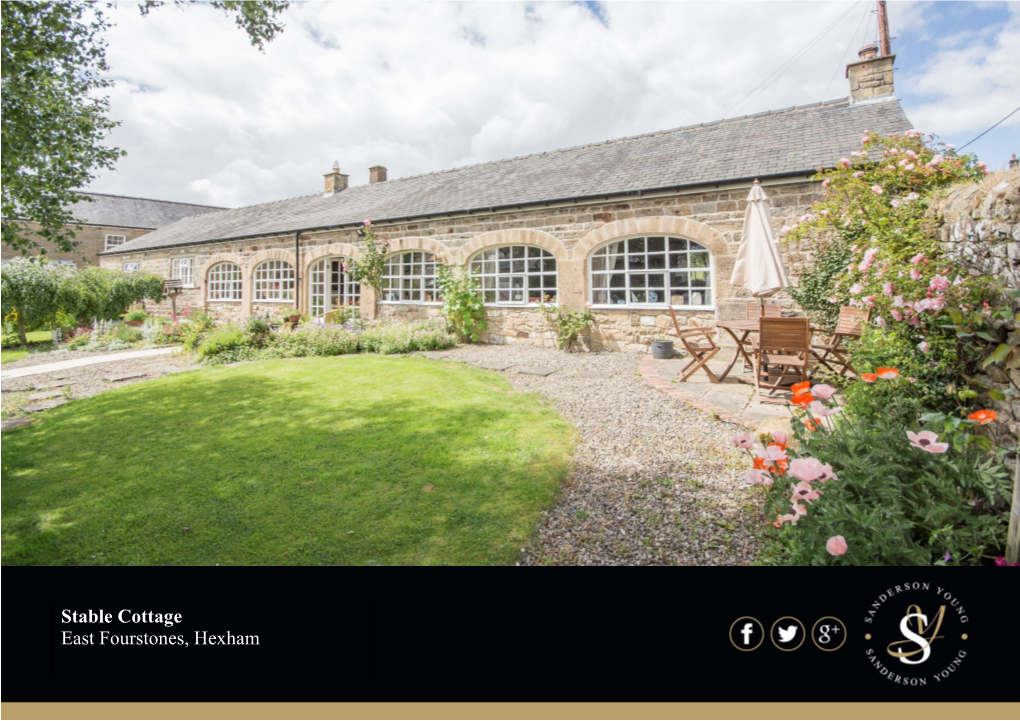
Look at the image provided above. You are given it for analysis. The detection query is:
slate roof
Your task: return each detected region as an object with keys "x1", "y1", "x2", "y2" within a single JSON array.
[
  {"x1": 67, "y1": 192, "x2": 224, "y2": 229},
  {"x1": 105, "y1": 96, "x2": 911, "y2": 255}
]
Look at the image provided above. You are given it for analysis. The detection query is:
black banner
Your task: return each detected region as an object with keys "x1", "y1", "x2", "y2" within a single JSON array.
[{"x1": 2, "y1": 570, "x2": 1014, "y2": 703}]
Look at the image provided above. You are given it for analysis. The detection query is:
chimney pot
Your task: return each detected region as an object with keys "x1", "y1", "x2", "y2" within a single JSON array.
[
  {"x1": 332, "y1": 160, "x2": 340, "y2": 172},
  {"x1": 369, "y1": 166, "x2": 388, "y2": 184},
  {"x1": 1010, "y1": 154, "x2": 1019, "y2": 171},
  {"x1": 858, "y1": 44, "x2": 879, "y2": 61}
]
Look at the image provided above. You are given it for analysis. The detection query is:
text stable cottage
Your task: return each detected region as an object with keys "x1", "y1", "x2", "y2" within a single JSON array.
[{"x1": 60, "y1": 609, "x2": 259, "y2": 647}]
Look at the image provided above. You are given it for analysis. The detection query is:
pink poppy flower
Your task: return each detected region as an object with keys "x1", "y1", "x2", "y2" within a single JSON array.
[
  {"x1": 809, "y1": 400, "x2": 838, "y2": 417},
  {"x1": 791, "y1": 481, "x2": 822, "y2": 503},
  {"x1": 816, "y1": 463, "x2": 837, "y2": 482},
  {"x1": 907, "y1": 430, "x2": 949, "y2": 454},
  {"x1": 789, "y1": 457, "x2": 825, "y2": 483},
  {"x1": 765, "y1": 445, "x2": 788, "y2": 462},
  {"x1": 792, "y1": 502, "x2": 808, "y2": 519},
  {"x1": 771, "y1": 431, "x2": 789, "y2": 445},
  {"x1": 731, "y1": 432, "x2": 754, "y2": 449},
  {"x1": 811, "y1": 384, "x2": 836, "y2": 400},
  {"x1": 746, "y1": 469, "x2": 772, "y2": 485},
  {"x1": 826, "y1": 535, "x2": 848, "y2": 556}
]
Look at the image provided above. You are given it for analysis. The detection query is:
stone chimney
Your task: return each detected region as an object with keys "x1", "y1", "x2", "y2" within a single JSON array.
[
  {"x1": 369, "y1": 166, "x2": 388, "y2": 184},
  {"x1": 847, "y1": 45, "x2": 895, "y2": 104},
  {"x1": 323, "y1": 161, "x2": 348, "y2": 196},
  {"x1": 1010, "y1": 154, "x2": 1019, "y2": 172}
]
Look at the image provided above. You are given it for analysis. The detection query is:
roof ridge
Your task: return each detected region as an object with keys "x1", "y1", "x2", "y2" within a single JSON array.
[
  {"x1": 76, "y1": 191, "x2": 228, "y2": 209},
  {"x1": 362, "y1": 97, "x2": 853, "y2": 189}
]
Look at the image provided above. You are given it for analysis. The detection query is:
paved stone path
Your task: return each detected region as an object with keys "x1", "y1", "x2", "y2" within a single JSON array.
[
  {"x1": 640, "y1": 352, "x2": 790, "y2": 430},
  {"x1": 0, "y1": 347, "x2": 177, "y2": 379}
]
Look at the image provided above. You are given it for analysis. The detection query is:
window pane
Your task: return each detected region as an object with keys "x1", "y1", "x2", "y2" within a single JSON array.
[
  {"x1": 628, "y1": 255, "x2": 646, "y2": 270},
  {"x1": 669, "y1": 253, "x2": 688, "y2": 269},
  {"x1": 690, "y1": 252, "x2": 710, "y2": 268},
  {"x1": 669, "y1": 238, "x2": 688, "y2": 251},
  {"x1": 648, "y1": 253, "x2": 666, "y2": 269},
  {"x1": 647, "y1": 237, "x2": 665, "y2": 253},
  {"x1": 628, "y1": 237, "x2": 645, "y2": 253}
]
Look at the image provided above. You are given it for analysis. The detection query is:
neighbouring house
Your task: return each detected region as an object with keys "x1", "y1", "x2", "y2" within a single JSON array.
[
  {"x1": 100, "y1": 50, "x2": 911, "y2": 351},
  {"x1": 2, "y1": 192, "x2": 224, "y2": 268}
]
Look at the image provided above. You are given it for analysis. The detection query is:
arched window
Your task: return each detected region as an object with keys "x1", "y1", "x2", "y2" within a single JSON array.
[
  {"x1": 310, "y1": 257, "x2": 360, "y2": 317},
  {"x1": 253, "y1": 259, "x2": 295, "y2": 302},
  {"x1": 207, "y1": 262, "x2": 242, "y2": 301},
  {"x1": 381, "y1": 251, "x2": 441, "y2": 304},
  {"x1": 469, "y1": 245, "x2": 557, "y2": 305},
  {"x1": 589, "y1": 236, "x2": 712, "y2": 308}
]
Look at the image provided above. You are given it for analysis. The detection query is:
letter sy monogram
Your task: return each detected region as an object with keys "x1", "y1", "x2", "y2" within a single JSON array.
[{"x1": 886, "y1": 604, "x2": 946, "y2": 665}]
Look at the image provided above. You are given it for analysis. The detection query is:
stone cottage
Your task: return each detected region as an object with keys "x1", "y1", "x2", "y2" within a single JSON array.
[
  {"x1": 100, "y1": 51, "x2": 911, "y2": 351},
  {"x1": 3, "y1": 192, "x2": 224, "y2": 267}
]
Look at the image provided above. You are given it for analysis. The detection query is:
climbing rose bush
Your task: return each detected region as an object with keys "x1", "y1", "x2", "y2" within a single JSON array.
[{"x1": 737, "y1": 373, "x2": 1012, "y2": 566}]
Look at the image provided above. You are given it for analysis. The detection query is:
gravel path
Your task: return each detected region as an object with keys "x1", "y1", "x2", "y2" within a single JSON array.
[
  {"x1": 422, "y1": 345, "x2": 763, "y2": 566},
  {"x1": 2, "y1": 352, "x2": 199, "y2": 417}
]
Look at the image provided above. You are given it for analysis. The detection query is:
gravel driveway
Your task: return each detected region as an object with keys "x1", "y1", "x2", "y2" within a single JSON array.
[{"x1": 422, "y1": 345, "x2": 763, "y2": 566}]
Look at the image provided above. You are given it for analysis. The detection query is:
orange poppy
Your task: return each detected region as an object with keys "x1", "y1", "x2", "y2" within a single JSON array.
[
  {"x1": 767, "y1": 442, "x2": 788, "y2": 452},
  {"x1": 967, "y1": 410, "x2": 997, "y2": 425},
  {"x1": 803, "y1": 418, "x2": 819, "y2": 432},
  {"x1": 877, "y1": 367, "x2": 899, "y2": 380},
  {"x1": 792, "y1": 392, "x2": 815, "y2": 409},
  {"x1": 791, "y1": 381, "x2": 812, "y2": 395},
  {"x1": 861, "y1": 373, "x2": 877, "y2": 383},
  {"x1": 753, "y1": 457, "x2": 788, "y2": 475}
]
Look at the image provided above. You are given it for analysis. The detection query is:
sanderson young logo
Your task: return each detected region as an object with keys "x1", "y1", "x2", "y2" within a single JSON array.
[{"x1": 863, "y1": 583, "x2": 969, "y2": 687}]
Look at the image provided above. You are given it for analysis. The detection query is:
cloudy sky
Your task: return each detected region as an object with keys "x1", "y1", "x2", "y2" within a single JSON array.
[{"x1": 90, "y1": 1, "x2": 1020, "y2": 208}]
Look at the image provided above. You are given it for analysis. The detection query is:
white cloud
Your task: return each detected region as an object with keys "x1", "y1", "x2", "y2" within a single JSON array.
[{"x1": 88, "y1": 2, "x2": 1017, "y2": 207}]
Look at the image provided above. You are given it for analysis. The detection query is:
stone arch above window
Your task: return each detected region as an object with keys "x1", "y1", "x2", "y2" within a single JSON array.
[
  {"x1": 456, "y1": 229, "x2": 567, "y2": 266},
  {"x1": 386, "y1": 236, "x2": 453, "y2": 266},
  {"x1": 588, "y1": 235, "x2": 715, "y2": 309},
  {"x1": 571, "y1": 216, "x2": 728, "y2": 261},
  {"x1": 468, "y1": 244, "x2": 559, "y2": 305},
  {"x1": 302, "y1": 242, "x2": 361, "y2": 279}
]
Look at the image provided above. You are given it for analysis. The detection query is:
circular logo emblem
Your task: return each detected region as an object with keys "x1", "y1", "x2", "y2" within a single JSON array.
[{"x1": 863, "y1": 583, "x2": 970, "y2": 686}]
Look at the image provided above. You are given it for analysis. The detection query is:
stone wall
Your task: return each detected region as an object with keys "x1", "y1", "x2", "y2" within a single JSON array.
[
  {"x1": 101, "y1": 178, "x2": 822, "y2": 349},
  {"x1": 2, "y1": 222, "x2": 151, "y2": 267},
  {"x1": 933, "y1": 173, "x2": 1020, "y2": 455}
]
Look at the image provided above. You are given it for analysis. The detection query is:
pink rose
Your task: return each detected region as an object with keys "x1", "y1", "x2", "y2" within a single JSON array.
[
  {"x1": 910, "y1": 268, "x2": 923, "y2": 281},
  {"x1": 871, "y1": 185, "x2": 884, "y2": 194},
  {"x1": 826, "y1": 535, "x2": 848, "y2": 556},
  {"x1": 929, "y1": 275, "x2": 950, "y2": 292},
  {"x1": 911, "y1": 253, "x2": 925, "y2": 265}
]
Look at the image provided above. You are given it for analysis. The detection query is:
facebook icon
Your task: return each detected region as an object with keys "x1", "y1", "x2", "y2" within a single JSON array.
[{"x1": 730, "y1": 617, "x2": 763, "y2": 651}]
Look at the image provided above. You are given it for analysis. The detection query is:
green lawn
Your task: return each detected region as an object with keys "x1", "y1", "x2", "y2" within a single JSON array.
[
  {"x1": 1, "y1": 356, "x2": 573, "y2": 565},
  {"x1": 1, "y1": 330, "x2": 53, "y2": 364}
]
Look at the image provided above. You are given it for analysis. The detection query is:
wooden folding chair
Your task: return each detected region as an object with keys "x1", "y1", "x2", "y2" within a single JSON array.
[
  {"x1": 753, "y1": 317, "x2": 811, "y2": 402},
  {"x1": 811, "y1": 306, "x2": 869, "y2": 377},
  {"x1": 669, "y1": 309, "x2": 720, "y2": 382}
]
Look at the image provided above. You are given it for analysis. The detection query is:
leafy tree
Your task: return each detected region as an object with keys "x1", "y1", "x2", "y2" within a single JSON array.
[
  {"x1": 1, "y1": 0, "x2": 289, "y2": 257},
  {"x1": 346, "y1": 221, "x2": 390, "y2": 316}
]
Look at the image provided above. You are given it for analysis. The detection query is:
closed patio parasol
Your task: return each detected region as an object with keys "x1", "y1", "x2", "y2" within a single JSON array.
[{"x1": 730, "y1": 180, "x2": 790, "y2": 311}]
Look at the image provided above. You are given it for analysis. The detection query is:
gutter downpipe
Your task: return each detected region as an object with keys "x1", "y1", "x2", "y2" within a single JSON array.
[{"x1": 295, "y1": 232, "x2": 301, "y2": 314}]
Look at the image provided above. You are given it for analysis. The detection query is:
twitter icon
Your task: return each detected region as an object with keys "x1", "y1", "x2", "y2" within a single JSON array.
[{"x1": 771, "y1": 617, "x2": 805, "y2": 651}]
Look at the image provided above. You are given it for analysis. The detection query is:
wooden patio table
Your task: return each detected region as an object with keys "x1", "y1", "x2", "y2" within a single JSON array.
[{"x1": 713, "y1": 318, "x2": 821, "y2": 383}]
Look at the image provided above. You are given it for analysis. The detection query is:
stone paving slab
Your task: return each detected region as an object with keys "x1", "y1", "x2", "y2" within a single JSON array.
[
  {"x1": 577, "y1": 370, "x2": 615, "y2": 379},
  {"x1": 1, "y1": 417, "x2": 33, "y2": 432},
  {"x1": 105, "y1": 372, "x2": 148, "y2": 382},
  {"x1": 22, "y1": 398, "x2": 69, "y2": 413},
  {"x1": 476, "y1": 362, "x2": 513, "y2": 371},
  {"x1": 517, "y1": 366, "x2": 558, "y2": 376},
  {"x1": 35, "y1": 381, "x2": 73, "y2": 389},
  {"x1": 28, "y1": 390, "x2": 64, "y2": 401}
]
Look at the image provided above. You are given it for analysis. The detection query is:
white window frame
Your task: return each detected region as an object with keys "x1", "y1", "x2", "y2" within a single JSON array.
[
  {"x1": 380, "y1": 251, "x2": 442, "y2": 305},
  {"x1": 310, "y1": 257, "x2": 360, "y2": 317},
  {"x1": 105, "y1": 234, "x2": 127, "y2": 251},
  {"x1": 123, "y1": 262, "x2": 141, "y2": 272},
  {"x1": 253, "y1": 259, "x2": 295, "y2": 302},
  {"x1": 588, "y1": 236, "x2": 714, "y2": 310},
  {"x1": 468, "y1": 245, "x2": 557, "y2": 306},
  {"x1": 207, "y1": 261, "x2": 243, "y2": 302},
  {"x1": 170, "y1": 257, "x2": 195, "y2": 287}
]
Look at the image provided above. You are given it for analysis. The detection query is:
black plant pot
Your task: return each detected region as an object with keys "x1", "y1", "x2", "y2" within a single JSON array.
[{"x1": 651, "y1": 340, "x2": 674, "y2": 359}]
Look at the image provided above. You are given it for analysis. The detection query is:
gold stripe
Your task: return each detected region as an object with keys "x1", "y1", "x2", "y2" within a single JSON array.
[{"x1": 3, "y1": 703, "x2": 1019, "y2": 720}]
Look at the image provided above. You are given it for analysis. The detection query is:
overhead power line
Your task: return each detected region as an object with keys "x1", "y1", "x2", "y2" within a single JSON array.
[
  {"x1": 723, "y1": 2, "x2": 861, "y2": 119},
  {"x1": 957, "y1": 107, "x2": 1020, "y2": 151},
  {"x1": 822, "y1": 2, "x2": 872, "y2": 102}
]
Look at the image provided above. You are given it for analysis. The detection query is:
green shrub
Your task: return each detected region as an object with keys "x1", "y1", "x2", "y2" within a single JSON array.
[
  {"x1": 437, "y1": 267, "x2": 486, "y2": 342},
  {"x1": 197, "y1": 326, "x2": 249, "y2": 361},
  {"x1": 264, "y1": 324, "x2": 361, "y2": 358},
  {"x1": 739, "y1": 376, "x2": 1011, "y2": 566},
  {"x1": 359, "y1": 320, "x2": 456, "y2": 354},
  {"x1": 115, "y1": 325, "x2": 143, "y2": 344},
  {"x1": 787, "y1": 240, "x2": 853, "y2": 330},
  {"x1": 124, "y1": 310, "x2": 148, "y2": 322}
]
